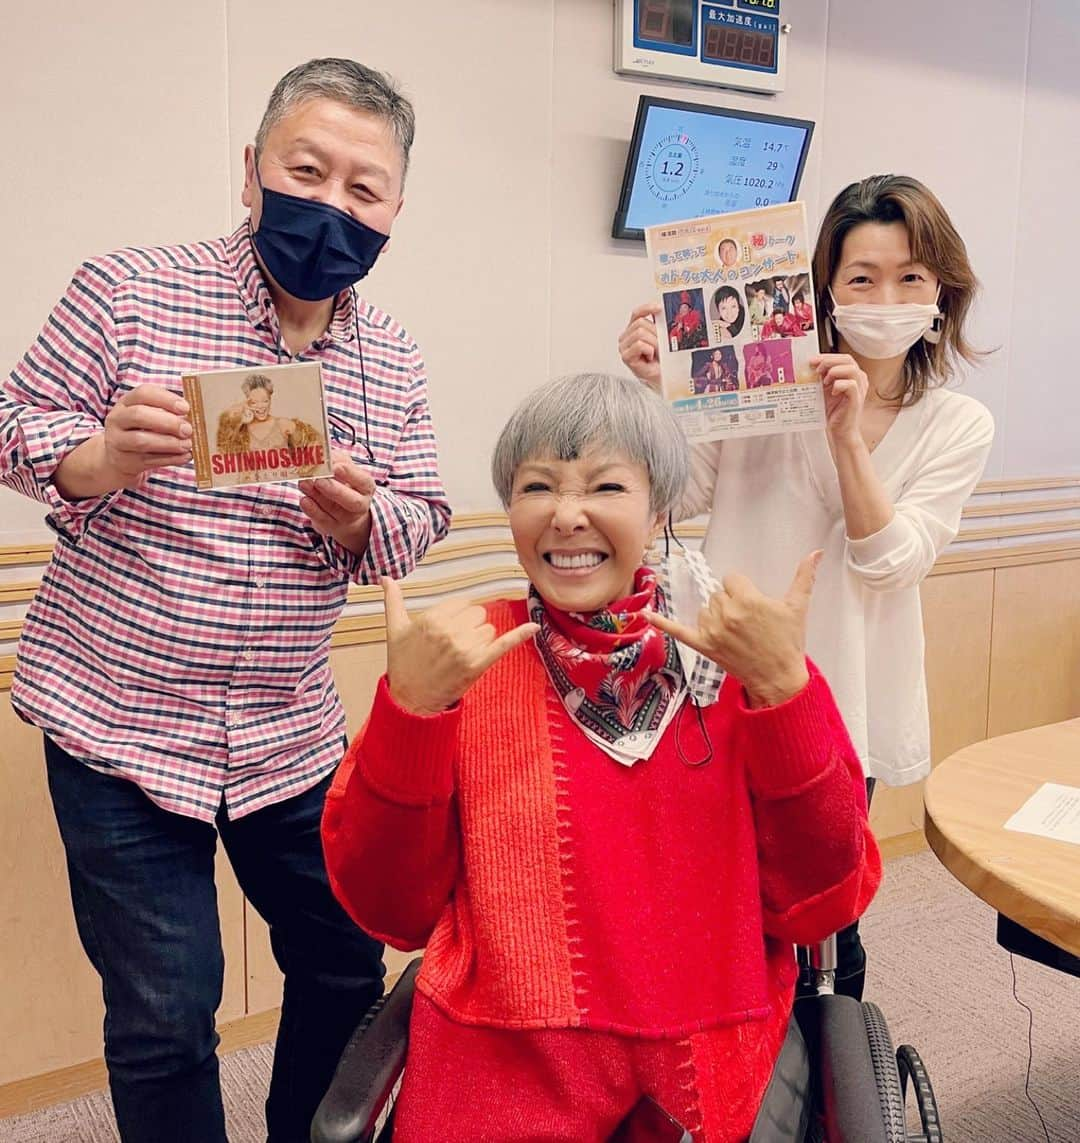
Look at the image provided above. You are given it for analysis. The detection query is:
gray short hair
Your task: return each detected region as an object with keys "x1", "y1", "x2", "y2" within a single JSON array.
[
  {"x1": 255, "y1": 58, "x2": 415, "y2": 181},
  {"x1": 491, "y1": 374, "x2": 689, "y2": 516}
]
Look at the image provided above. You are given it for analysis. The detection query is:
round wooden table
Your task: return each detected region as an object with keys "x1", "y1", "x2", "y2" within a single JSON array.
[{"x1": 924, "y1": 718, "x2": 1080, "y2": 958}]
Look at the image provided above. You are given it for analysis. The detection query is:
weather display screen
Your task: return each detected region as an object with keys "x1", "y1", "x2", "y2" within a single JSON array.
[{"x1": 614, "y1": 96, "x2": 813, "y2": 240}]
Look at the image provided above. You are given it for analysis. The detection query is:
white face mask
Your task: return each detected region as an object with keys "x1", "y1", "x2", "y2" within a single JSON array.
[
  {"x1": 828, "y1": 287, "x2": 942, "y2": 360},
  {"x1": 649, "y1": 543, "x2": 725, "y2": 709}
]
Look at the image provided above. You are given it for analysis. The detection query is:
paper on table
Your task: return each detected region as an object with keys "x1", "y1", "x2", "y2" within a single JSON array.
[{"x1": 1004, "y1": 782, "x2": 1080, "y2": 846}]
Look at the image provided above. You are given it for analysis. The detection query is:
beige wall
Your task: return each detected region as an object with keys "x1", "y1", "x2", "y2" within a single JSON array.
[
  {"x1": 3, "y1": 0, "x2": 1080, "y2": 544},
  {"x1": 1, "y1": 0, "x2": 231, "y2": 542}
]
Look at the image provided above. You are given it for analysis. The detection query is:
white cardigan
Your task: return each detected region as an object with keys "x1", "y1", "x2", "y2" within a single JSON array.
[{"x1": 681, "y1": 387, "x2": 994, "y2": 786}]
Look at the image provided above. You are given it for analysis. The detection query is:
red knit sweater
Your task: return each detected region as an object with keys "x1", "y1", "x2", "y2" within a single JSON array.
[{"x1": 323, "y1": 599, "x2": 881, "y2": 1039}]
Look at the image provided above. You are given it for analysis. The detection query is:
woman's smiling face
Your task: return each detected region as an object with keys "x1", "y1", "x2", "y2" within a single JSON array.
[
  {"x1": 245, "y1": 389, "x2": 273, "y2": 419},
  {"x1": 718, "y1": 294, "x2": 739, "y2": 325},
  {"x1": 508, "y1": 447, "x2": 663, "y2": 612}
]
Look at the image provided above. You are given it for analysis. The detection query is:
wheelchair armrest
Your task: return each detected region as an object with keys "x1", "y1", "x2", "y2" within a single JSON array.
[
  {"x1": 810, "y1": 994, "x2": 895, "y2": 1143},
  {"x1": 311, "y1": 958, "x2": 422, "y2": 1143},
  {"x1": 748, "y1": 1014, "x2": 811, "y2": 1142}
]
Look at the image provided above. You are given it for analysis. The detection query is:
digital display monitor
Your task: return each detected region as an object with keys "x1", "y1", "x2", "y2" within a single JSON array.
[
  {"x1": 702, "y1": 21, "x2": 776, "y2": 70},
  {"x1": 612, "y1": 95, "x2": 814, "y2": 241},
  {"x1": 636, "y1": 0, "x2": 694, "y2": 49}
]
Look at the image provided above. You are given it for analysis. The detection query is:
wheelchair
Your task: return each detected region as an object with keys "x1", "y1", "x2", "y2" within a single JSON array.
[{"x1": 311, "y1": 937, "x2": 941, "y2": 1143}]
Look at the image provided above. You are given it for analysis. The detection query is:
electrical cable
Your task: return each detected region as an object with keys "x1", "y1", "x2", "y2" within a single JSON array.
[{"x1": 1010, "y1": 952, "x2": 1052, "y2": 1143}]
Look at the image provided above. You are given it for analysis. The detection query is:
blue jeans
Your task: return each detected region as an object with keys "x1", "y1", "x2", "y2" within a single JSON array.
[{"x1": 45, "y1": 737, "x2": 384, "y2": 1143}]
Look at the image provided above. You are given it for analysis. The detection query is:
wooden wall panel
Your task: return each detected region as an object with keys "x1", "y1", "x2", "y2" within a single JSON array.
[
  {"x1": 870, "y1": 569, "x2": 994, "y2": 841},
  {"x1": 0, "y1": 703, "x2": 247, "y2": 1086},
  {"x1": 245, "y1": 902, "x2": 283, "y2": 1017},
  {"x1": 987, "y1": 560, "x2": 1080, "y2": 737},
  {"x1": 216, "y1": 857, "x2": 248, "y2": 1025},
  {"x1": 0, "y1": 708, "x2": 101, "y2": 1086}
]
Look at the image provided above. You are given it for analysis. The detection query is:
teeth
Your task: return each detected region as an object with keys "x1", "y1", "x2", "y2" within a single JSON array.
[{"x1": 548, "y1": 552, "x2": 604, "y2": 570}]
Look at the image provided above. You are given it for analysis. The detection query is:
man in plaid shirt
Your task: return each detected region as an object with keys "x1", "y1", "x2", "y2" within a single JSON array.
[{"x1": 0, "y1": 58, "x2": 449, "y2": 1142}]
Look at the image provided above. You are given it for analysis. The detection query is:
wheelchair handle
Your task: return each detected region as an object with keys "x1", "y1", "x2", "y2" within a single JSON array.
[
  {"x1": 797, "y1": 934, "x2": 838, "y2": 997},
  {"x1": 809, "y1": 934, "x2": 837, "y2": 972}
]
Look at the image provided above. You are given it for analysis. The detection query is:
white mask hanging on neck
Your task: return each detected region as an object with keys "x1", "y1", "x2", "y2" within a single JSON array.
[{"x1": 828, "y1": 287, "x2": 942, "y2": 360}]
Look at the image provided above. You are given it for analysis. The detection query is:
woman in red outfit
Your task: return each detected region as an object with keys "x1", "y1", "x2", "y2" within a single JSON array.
[{"x1": 322, "y1": 373, "x2": 881, "y2": 1142}]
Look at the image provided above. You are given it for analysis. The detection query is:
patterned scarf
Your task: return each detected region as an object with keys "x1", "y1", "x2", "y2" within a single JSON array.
[{"x1": 528, "y1": 567, "x2": 686, "y2": 766}]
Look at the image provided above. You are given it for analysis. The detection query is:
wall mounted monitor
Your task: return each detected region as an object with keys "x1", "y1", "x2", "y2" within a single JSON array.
[{"x1": 613, "y1": 95, "x2": 814, "y2": 241}]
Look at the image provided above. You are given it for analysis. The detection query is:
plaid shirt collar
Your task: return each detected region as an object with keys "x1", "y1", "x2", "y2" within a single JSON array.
[{"x1": 225, "y1": 221, "x2": 358, "y2": 349}]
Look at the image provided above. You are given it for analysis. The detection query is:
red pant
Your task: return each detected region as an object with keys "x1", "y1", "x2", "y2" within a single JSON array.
[{"x1": 393, "y1": 990, "x2": 790, "y2": 1142}]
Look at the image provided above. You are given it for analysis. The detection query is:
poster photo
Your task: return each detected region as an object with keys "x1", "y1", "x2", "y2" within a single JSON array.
[
  {"x1": 689, "y1": 346, "x2": 740, "y2": 394},
  {"x1": 662, "y1": 287, "x2": 709, "y2": 351},
  {"x1": 183, "y1": 362, "x2": 333, "y2": 490},
  {"x1": 644, "y1": 201, "x2": 825, "y2": 443}
]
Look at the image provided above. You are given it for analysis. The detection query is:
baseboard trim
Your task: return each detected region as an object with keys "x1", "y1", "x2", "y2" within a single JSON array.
[
  {"x1": 218, "y1": 1006, "x2": 282, "y2": 1055},
  {"x1": 879, "y1": 829, "x2": 929, "y2": 861},
  {"x1": 0, "y1": 1006, "x2": 284, "y2": 1120},
  {"x1": 0, "y1": 1056, "x2": 108, "y2": 1120}
]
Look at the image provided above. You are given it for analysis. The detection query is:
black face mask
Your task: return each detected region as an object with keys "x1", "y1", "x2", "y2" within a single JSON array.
[{"x1": 251, "y1": 175, "x2": 389, "y2": 301}]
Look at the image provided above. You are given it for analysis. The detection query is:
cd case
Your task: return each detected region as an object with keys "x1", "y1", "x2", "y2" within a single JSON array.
[{"x1": 182, "y1": 361, "x2": 333, "y2": 490}]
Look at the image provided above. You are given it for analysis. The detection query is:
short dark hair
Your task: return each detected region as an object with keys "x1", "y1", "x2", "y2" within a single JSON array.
[{"x1": 712, "y1": 285, "x2": 745, "y2": 338}]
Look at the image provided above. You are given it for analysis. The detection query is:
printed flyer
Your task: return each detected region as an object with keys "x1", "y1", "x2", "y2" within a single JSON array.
[
  {"x1": 645, "y1": 201, "x2": 825, "y2": 443},
  {"x1": 183, "y1": 362, "x2": 333, "y2": 490}
]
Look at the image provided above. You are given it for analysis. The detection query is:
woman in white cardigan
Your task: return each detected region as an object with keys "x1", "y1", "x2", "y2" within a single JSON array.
[{"x1": 617, "y1": 174, "x2": 994, "y2": 1000}]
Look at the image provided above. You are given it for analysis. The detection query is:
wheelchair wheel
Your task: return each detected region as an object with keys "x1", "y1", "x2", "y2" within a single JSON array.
[
  {"x1": 861, "y1": 1002, "x2": 907, "y2": 1142},
  {"x1": 897, "y1": 1044, "x2": 943, "y2": 1143}
]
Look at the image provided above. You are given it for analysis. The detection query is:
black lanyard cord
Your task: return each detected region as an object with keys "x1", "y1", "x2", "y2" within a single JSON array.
[{"x1": 271, "y1": 292, "x2": 375, "y2": 465}]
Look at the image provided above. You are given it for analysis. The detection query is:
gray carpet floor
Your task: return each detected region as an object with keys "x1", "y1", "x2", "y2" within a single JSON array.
[{"x1": 2, "y1": 849, "x2": 1077, "y2": 1141}]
